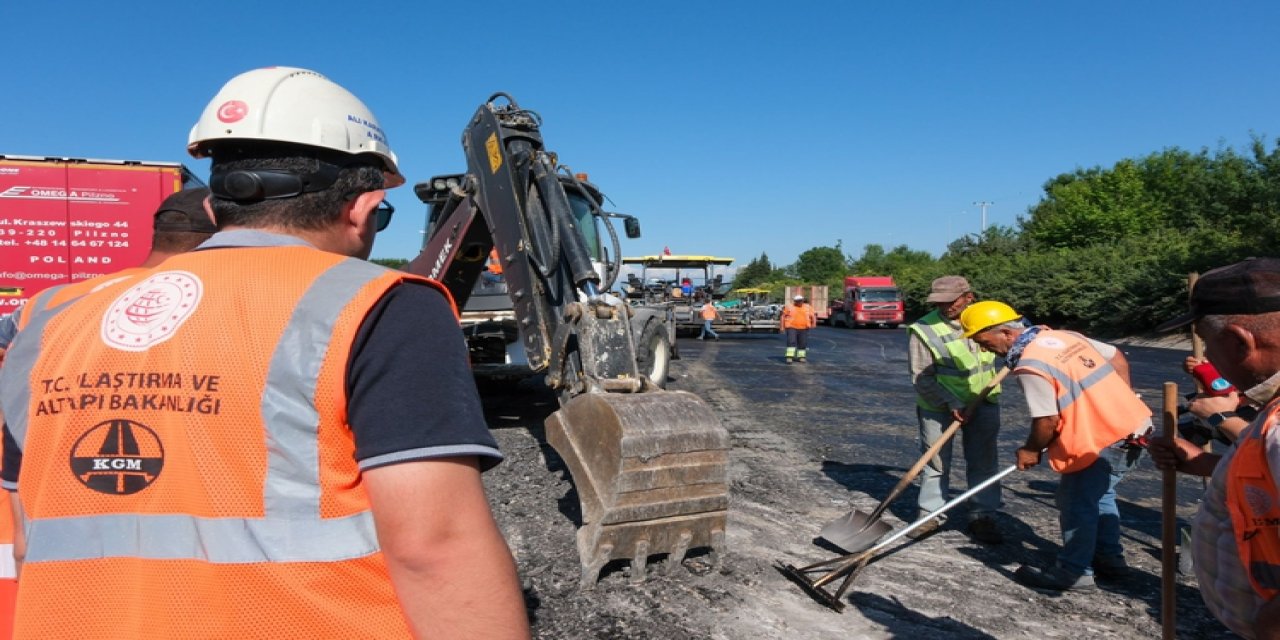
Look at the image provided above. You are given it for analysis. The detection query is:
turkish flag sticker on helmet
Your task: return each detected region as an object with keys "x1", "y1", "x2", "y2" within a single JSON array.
[{"x1": 217, "y1": 100, "x2": 248, "y2": 124}]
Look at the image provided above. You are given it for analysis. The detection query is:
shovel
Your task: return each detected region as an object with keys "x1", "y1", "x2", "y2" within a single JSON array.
[
  {"x1": 781, "y1": 463, "x2": 1019, "y2": 612},
  {"x1": 819, "y1": 367, "x2": 1009, "y2": 553}
]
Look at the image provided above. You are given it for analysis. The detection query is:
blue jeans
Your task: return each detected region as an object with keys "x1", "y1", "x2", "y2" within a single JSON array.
[
  {"x1": 700, "y1": 319, "x2": 718, "y2": 339},
  {"x1": 916, "y1": 404, "x2": 1002, "y2": 519},
  {"x1": 1054, "y1": 441, "x2": 1142, "y2": 575}
]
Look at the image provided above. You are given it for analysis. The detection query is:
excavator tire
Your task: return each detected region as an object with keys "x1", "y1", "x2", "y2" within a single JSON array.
[
  {"x1": 545, "y1": 390, "x2": 730, "y2": 588},
  {"x1": 634, "y1": 320, "x2": 671, "y2": 389}
]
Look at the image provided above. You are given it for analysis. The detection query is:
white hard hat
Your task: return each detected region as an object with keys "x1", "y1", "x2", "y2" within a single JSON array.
[
  {"x1": 188, "y1": 67, "x2": 404, "y2": 187},
  {"x1": 794, "y1": 295, "x2": 805, "y2": 301}
]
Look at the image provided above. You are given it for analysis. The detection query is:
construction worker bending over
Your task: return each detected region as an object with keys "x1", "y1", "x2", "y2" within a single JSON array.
[
  {"x1": 1149, "y1": 258, "x2": 1280, "y2": 640},
  {"x1": 781, "y1": 294, "x2": 817, "y2": 363},
  {"x1": 961, "y1": 301, "x2": 1151, "y2": 592},
  {"x1": 0, "y1": 67, "x2": 529, "y2": 639},
  {"x1": 905, "y1": 276, "x2": 1004, "y2": 543}
]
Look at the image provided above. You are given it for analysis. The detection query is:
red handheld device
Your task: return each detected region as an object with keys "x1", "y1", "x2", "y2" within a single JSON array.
[{"x1": 1192, "y1": 362, "x2": 1236, "y2": 397}]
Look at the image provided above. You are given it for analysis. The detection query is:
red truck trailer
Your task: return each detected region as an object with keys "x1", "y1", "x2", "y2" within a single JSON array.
[
  {"x1": 0, "y1": 155, "x2": 199, "y2": 313},
  {"x1": 828, "y1": 276, "x2": 904, "y2": 328}
]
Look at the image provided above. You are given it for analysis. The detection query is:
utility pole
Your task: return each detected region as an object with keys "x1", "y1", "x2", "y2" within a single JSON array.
[{"x1": 973, "y1": 201, "x2": 993, "y2": 233}]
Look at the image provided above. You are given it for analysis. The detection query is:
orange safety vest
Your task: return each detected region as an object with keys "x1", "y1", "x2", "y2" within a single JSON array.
[
  {"x1": 701, "y1": 303, "x2": 718, "y2": 320},
  {"x1": 0, "y1": 245, "x2": 454, "y2": 639},
  {"x1": 487, "y1": 247, "x2": 503, "y2": 275},
  {"x1": 782, "y1": 303, "x2": 816, "y2": 330},
  {"x1": 1014, "y1": 329, "x2": 1151, "y2": 474},
  {"x1": 1225, "y1": 400, "x2": 1280, "y2": 600}
]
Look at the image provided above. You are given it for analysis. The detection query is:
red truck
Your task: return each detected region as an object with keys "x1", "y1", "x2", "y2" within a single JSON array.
[
  {"x1": 0, "y1": 155, "x2": 199, "y2": 313},
  {"x1": 828, "y1": 276, "x2": 904, "y2": 328}
]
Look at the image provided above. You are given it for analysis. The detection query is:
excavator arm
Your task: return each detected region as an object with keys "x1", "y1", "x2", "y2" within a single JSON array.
[{"x1": 405, "y1": 94, "x2": 729, "y2": 587}]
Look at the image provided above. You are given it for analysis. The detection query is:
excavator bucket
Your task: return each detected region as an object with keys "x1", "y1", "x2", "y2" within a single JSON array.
[{"x1": 545, "y1": 390, "x2": 730, "y2": 588}]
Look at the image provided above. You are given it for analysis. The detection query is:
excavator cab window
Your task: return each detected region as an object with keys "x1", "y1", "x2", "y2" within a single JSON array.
[{"x1": 566, "y1": 191, "x2": 603, "y2": 260}]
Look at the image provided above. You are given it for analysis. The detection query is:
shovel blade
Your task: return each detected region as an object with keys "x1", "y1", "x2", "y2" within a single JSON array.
[{"x1": 819, "y1": 509, "x2": 894, "y2": 553}]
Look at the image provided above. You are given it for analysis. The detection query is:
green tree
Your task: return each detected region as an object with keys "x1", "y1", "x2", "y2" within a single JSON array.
[
  {"x1": 793, "y1": 245, "x2": 847, "y2": 284},
  {"x1": 851, "y1": 244, "x2": 887, "y2": 274},
  {"x1": 1023, "y1": 159, "x2": 1166, "y2": 248},
  {"x1": 733, "y1": 138, "x2": 1280, "y2": 335},
  {"x1": 733, "y1": 252, "x2": 773, "y2": 289}
]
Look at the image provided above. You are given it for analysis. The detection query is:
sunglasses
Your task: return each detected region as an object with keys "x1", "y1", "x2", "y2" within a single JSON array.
[{"x1": 375, "y1": 199, "x2": 395, "y2": 232}]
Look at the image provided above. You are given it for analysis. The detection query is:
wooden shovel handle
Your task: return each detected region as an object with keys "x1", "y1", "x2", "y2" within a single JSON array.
[
  {"x1": 1189, "y1": 273, "x2": 1204, "y2": 360},
  {"x1": 1161, "y1": 382, "x2": 1178, "y2": 639},
  {"x1": 864, "y1": 366, "x2": 1011, "y2": 522}
]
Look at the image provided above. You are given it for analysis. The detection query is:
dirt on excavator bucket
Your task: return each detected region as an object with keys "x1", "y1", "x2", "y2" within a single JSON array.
[{"x1": 545, "y1": 390, "x2": 730, "y2": 588}]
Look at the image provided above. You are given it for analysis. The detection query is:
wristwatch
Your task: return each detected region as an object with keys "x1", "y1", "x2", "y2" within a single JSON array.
[{"x1": 1207, "y1": 411, "x2": 1238, "y2": 428}]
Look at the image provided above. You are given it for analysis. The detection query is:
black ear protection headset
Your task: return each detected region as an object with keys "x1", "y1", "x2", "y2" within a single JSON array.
[
  {"x1": 209, "y1": 164, "x2": 343, "y2": 203},
  {"x1": 209, "y1": 159, "x2": 393, "y2": 231}
]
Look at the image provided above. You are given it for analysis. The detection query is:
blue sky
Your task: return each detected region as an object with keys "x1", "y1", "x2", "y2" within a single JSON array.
[{"x1": 4, "y1": 1, "x2": 1277, "y2": 270}]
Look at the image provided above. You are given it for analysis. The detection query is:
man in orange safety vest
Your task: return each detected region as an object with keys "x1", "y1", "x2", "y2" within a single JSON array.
[
  {"x1": 780, "y1": 294, "x2": 817, "y2": 363},
  {"x1": 962, "y1": 301, "x2": 1152, "y2": 593},
  {"x1": 0, "y1": 67, "x2": 528, "y2": 640}
]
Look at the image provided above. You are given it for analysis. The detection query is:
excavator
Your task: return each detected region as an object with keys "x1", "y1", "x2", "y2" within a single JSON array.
[
  {"x1": 415, "y1": 172, "x2": 674, "y2": 388},
  {"x1": 404, "y1": 94, "x2": 730, "y2": 587}
]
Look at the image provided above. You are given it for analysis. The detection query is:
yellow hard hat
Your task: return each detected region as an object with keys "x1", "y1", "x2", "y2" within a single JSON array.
[{"x1": 960, "y1": 300, "x2": 1023, "y2": 338}]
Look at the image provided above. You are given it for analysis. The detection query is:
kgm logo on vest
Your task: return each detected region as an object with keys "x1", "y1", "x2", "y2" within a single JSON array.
[{"x1": 69, "y1": 419, "x2": 165, "y2": 495}]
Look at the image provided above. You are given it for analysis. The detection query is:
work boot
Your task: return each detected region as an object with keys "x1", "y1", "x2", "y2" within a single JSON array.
[
  {"x1": 796, "y1": 357, "x2": 806, "y2": 363},
  {"x1": 786, "y1": 357, "x2": 794, "y2": 364},
  {"x1": 1177, "y1": 526, "x2": 1194, "y2": 575},
  {"x1": 1091, "y1": 554, "x2": 1129, "y2": 580},
  {"x1": 905, "y1": 517, "x2": 942, "y2": 540},
  {"x1": 965, "y1": 516, "x2": 1003, "y2": 545},
  {"x1": 1178, "y1": 550, "x2": 1194, "y2": 576},
  {"x1": 1013, "y1": 564, "x2": 1097, "y2": 592}
]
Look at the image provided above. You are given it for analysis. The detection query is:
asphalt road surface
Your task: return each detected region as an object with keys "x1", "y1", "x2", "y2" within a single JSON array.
[{"x1": 480, "y1": 325, "x2": 1237, "y2": 639}]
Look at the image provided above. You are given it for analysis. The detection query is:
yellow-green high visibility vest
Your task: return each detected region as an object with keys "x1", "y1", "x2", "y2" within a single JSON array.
[{"x1": 907, "y1": 308, "x2": 1001, "y2": 412}]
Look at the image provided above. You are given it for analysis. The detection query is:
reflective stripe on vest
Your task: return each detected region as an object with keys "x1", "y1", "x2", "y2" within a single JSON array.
[
  {"x1": 1015, "y1": 358, "x2": 1117, "y2": 411},
  {"x1": 12, "y1": 283, "x2": 68, "y2": 333},
  {"x1": 1013, "y1": 330, "x2": 1151, "y2": 474},
  {"x1": 0, "y1": 290, "x2": 83, "y2": 452},
  {"x1": 1226, "y1": 400, "x2": 1280, "y2": 599},
  {"x1": 908, "y1": 309, "x2": 1000, "y2": 411},
  {"x1": 6, "y1": 256, "x2": 413, "y2": 564}
]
